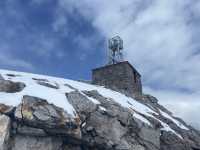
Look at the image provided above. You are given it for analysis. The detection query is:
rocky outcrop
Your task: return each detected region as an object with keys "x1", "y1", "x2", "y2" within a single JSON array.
[
  {"x1": 79, "y1": 90, "x2": 160, "y2": 150},
  {"x1": 15, "y1": 95, "x2": 81, "y2": 139},
  {"x1": 0, "y1": 70, "x2": 199, "y2": 150},
  {"x1": 139, "y1": 94, "x2": 200, "y2": 149},
  {"x1": 67, "y1": 91, "x2": 157, "y2": 150},
  {"x1": 0, "y1": 95, "x2": 82, "y2": 150},
  {"x1": 0, "y1": 90, "x2": 199, "y2": 150},
  {"x1": 160, "y1": 131, "x2": 191, "y2": 150},
  {"x1": 0, "y1": 92, "x2": 162, "y2": 150}
]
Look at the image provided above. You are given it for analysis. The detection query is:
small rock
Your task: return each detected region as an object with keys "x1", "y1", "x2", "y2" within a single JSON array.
[
  {"x1": 32, "y1": 78, "x2": 48, "y2": 82},
  {"x1": 37, "y1": 81, "x2": 59, "y2": 89},
  {"x1": 6, "y1": 74, "x2": 20, "y2": 77}
]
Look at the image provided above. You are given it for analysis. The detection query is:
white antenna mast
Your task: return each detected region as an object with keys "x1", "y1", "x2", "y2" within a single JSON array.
[{"x1": 108, "y1": 36, "x2": 124, "y2": 65}]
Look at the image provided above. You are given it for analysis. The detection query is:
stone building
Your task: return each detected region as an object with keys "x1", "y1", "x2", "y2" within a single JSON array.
[{"x1": 92, "y1": 61, "x2": 142, "y2": 96}]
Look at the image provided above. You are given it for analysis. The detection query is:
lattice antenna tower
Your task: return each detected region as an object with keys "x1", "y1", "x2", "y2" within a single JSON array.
[{"x1": 108, "y1": 36, "x2": 124, "y2": 65}]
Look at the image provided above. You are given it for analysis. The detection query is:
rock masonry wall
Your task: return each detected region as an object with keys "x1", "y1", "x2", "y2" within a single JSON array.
[{"x1": 92, "y1": 61, "x2": 142, "y2": 96}]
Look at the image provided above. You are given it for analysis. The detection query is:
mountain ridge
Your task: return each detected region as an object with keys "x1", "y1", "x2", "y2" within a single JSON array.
[{"x1": 0, "y1": 69, "x2": 199, "y2": 150}]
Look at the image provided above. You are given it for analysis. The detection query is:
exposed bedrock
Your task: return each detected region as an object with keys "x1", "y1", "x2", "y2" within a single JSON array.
[
  {"x1": 66, "y1": 91, "x2": 160, "y2": 150},
  {"x1": 14, "y1": 95, "x2": 81, "y2": 139},
  {"x1": 0, "y1": 90, "x2": 199, "y2": 149}
]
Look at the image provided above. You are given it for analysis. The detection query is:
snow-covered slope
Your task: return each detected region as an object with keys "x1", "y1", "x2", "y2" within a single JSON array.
[
  {"x1": 0, "y1": 70, "x2": 189, "y2": 134},
  {"x1": 0, "y1": 69, "x2": 199, "y2": 150}
]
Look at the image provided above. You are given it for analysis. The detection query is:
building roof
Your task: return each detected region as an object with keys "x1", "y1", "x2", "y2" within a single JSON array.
[{"x1": 92, "y1": 61, "x2": 141, "y2": 77}]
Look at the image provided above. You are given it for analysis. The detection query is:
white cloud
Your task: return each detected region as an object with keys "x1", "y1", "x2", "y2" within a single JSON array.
[
  {"x1": 57, "y1": 0, "x2": 200, "y2": 129},
  {"x1": 52, "y1": 7, "x2": 69, "y2": 37}
]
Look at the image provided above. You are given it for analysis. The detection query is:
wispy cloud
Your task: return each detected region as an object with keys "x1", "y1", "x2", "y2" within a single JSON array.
[
  {"x1": 0, "y1": 50, "x2": 34, "y2": 70},
  {"x1": 0, "y1": 1, "x2": 65, "y2": 60}
]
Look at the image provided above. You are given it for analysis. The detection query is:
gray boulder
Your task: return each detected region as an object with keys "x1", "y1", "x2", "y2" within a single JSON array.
[
  {"x1": 15, "y1": 95, "x2": 81, "y2": 139},
  {"x1": 0, "y1": 80, "x2": 25, "y2": 93},
  {"x1": 36, "y1": 81, "x2": 59, "y2": 89}
]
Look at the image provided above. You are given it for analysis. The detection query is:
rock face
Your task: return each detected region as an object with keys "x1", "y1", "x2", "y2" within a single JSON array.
[
  {"x1": 67, "y1": 91, "x2": 151, "y2": 150},
  {"x1": 77, "y1": 90, "x2": 160, "y2": 150},
  {"x1": 15, "y1": 95, "x2": 81, "y2": 139},
  {"x1": 0, "y1": 70, "x2": 199, "y2": 150},
  {"x1": 0, "y1": 91, "x2": 198, "y2": 150},
  {"x1": 12, "y1": 135, "x2": 63, "y2": 150},
  {"x1": 0, "y1": 75, "x2": 4, "y2": 80},
  {"x1": 160, "y1": 131, "x2": 191, "y2": 150},
  {"x1": 0, "y1": 115, "x2": 11, "y2": 150}
]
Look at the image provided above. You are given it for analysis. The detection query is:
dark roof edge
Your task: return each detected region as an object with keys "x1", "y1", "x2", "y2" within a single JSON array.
[{"x1": 92, "y1": 61, "x2": 141, "y2": 77}]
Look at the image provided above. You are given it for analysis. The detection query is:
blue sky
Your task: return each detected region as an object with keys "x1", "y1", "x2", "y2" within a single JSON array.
[
  {"x1": 0, "y1": 0, "x2": 105, "y2": 80},
  {"x1": 0, "y1": 0, "x2": 200, "y2": 129}
]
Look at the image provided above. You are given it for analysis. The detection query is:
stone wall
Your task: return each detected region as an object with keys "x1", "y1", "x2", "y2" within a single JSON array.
[{"x1": 92, "y1": 61, "x2": 142, "y2": 96}]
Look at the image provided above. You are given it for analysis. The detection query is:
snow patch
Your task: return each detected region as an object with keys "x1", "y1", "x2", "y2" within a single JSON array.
[
  {"x1": 0, "y1": 70, "x2": 75, "y2": 117},
  {"x1": 159, "y1": 110, "x2": 189, "y2": 130},
  {"x1": 80, "y1": 92, "x2": 100, "y2": 104},
  {"x1": 160, "y1": 121, "x2": 183, "y2": 139},
  {"x1": 99, "y1": 106, "x2": 107, "y2": 111},
  {"x1": 133, "y1": 113, "x2": 152, "y2": 126},
  {"x1": 65, "y1": 79, "x2": 157, "y2": 117}
]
